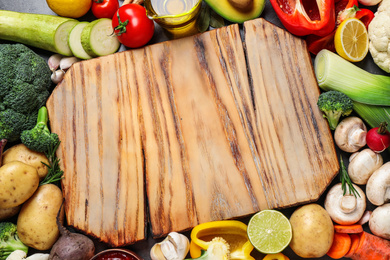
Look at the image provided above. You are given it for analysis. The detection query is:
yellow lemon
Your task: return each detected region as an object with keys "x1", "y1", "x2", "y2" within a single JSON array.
[
  {"x1": 334, "y1": 18, "x2": 368, "y2": 62},
  {"x1": 46, "y1": 0, "x2": 92, "y2": 18}
]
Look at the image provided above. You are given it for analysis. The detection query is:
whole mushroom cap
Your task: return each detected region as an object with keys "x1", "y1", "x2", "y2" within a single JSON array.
[
  {"x1": 366, "y1": 162, "x2": 390, "y2": 206},
  {"x1": 348, "y1": 149, "x2": 383, "y2": 185},
  {"x1": 324, "y1": 183, "x2": 366, "y2": 225},
  {"x1": 369, "y1": 203, "x2": 390, "y2": 240}
]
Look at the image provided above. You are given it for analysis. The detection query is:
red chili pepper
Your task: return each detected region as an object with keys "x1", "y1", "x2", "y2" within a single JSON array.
[
  {"x1": 269, "y1": 0, "x2": 336, "y2": 36},
  {"x1": 355, "y1": 8, "x2": 375, "y2": 28}
]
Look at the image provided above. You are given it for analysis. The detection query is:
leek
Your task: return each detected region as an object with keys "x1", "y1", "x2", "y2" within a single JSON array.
[
  {"x1": 353, "y1": 102, "x2": 390, "y2": 132},
  {"x1": 314, "y1": 50, "x2": 390, "y2": 106}
]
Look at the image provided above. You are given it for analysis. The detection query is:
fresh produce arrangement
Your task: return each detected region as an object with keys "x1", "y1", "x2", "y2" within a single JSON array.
[{"x1": 0, "y1": 0, "x2": 390, "y2": 259}]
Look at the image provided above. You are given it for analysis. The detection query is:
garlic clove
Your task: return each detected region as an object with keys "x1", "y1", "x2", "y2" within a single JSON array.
[
  {"x1": 48, "y1": 54, "x2": 63, "y2": 72},
  {"x1": 60, "y1": 56, "x2": 80, "y2": 71},
  {"x1": 150, "y1": 243, "x2": 166, "y2": 260},
  {"x1": 51, "y1": 70, "x2": 65, "y2": 84},
  {"x1": 150, "y1": 232, "x2": 190, "y2": 260}
]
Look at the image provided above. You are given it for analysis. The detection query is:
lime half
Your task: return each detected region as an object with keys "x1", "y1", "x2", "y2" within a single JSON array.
[{"x1": 247, "y1": 210, "x2": 292, "y2": 254}]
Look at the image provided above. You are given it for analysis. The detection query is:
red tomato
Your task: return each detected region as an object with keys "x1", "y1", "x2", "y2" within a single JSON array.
[
  {"x1": 92, "y1": 0, "x2": 119, "y2": 19},
  {"x1": 112, "y1": 4, "x2": 154, "y2": 48}
]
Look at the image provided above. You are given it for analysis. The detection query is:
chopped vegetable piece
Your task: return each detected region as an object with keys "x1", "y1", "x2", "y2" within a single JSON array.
[
  {"x1": 326, "y1": 232, "x2": 352, "y2": 259},
  {"x1": 334, "y1": 224, "x2": 364, "y2": 234}
]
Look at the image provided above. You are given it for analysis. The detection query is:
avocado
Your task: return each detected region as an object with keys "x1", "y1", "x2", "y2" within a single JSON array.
[{"x1": 204, "y1": 0, "x2": 265, "y2": 24}]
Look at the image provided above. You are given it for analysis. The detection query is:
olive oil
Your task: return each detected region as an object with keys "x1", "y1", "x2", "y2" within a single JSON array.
[
  {"x1": 150, "y1": 0, "x2": 198, "y2": 16},
  {"x1": 145, "y1": 0, "x2": 202, "y2": 39}
]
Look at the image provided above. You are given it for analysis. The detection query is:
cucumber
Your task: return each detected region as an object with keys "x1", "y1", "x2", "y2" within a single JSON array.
[
  {"x1": 0, "y1": 10, "x2": 78, "y2": 56},
  {"x1": 68, "y1": 22, "x2": 93, "y2": 60},
  {"x1": 81, "y1": 18, "x2": 120, "y2": 57}
]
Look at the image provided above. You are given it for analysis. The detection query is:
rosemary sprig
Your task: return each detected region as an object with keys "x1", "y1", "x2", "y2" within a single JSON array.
[
  {"x1": 40, "y1": 141, "x2": 64, "y2": 186},
  {"x1": 339, "y1": 155, "x2": 360, "y2": 198}
]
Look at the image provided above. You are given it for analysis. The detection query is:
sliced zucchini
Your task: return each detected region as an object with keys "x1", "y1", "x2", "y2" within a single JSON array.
[
  {"x1": 68, "y1": 22, "x2": 93, "y2": 60},
  {"x1": 80, "y1": 18, "x2": 120, "y2": 57}
]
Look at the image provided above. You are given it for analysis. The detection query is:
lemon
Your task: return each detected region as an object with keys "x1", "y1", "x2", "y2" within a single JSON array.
[
  {"x1": 247, "y1": 210, "x2": 292, "y2": 254},
  {"x1": 334, "y1": 18, "x2": 368, "y2": 62},
  {"x1": 46, "y1": 0, "x2": 92, "y2": 18}
]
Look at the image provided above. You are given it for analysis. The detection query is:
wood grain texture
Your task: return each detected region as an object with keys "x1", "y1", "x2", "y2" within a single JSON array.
[
  {"x1": 46, "y1": 18, "x2": 339, "y2": 245},
  {"x1": 46, "y1": 53, "x2": 146, "y2": 246}
]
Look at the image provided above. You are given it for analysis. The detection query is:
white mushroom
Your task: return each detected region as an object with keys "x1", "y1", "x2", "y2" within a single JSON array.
[
  {"x1": 348, "y1": 148, "x2": 383, "y2": 185},
  {"x1": 334, "y1": 117, "x2": 367, "y2": 153},
  {"x1": 324, "y1": 183, "x2": 366, "y2": 225},
  {"x1": 366, "y1": 162, "x2": 390, "y2": 206},
  {"x1": 150, "y1": 232, "x2": 190, "y2": 260},
  {"x1": 369, "y1": 203, "x2": 390, "y2": 240}
]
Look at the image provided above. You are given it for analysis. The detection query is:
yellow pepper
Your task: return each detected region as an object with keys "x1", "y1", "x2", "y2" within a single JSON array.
[
  {"x1": 262, "y1": 253, "x2": 290, "y2": 260},
  {"x1": 189, "y1": 220, "x2": 254, "y2": 260}
]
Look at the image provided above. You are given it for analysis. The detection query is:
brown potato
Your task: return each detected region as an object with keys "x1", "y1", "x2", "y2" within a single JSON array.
[
  {"x1": 0, "y1": 205, "x2": 21, "y2": 221},
  {"x1": 2, "y1": 144, "x2": 49, "y2": 180},
  {"x1": 289, "y1": 203, "x2": 334, "y2": 258},
  {"x1": 17, "y1": 184, "x2": 64, "y2": 251},
  {"x1": 0, "y1": 161, "x2": 39, "y2": 209}
]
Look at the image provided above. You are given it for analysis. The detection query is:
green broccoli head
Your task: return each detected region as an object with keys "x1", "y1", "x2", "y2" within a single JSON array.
[
  {"x1": 20, "y1": 106, "x2": 59, "y2": 153},
  {"x1": 0, "y1": 222, "x2": 28, "y2": 260},
  {"x1": 0, "y1": 43, "x2": 52, "y2": 142},
  {"x1": 317, "y1": 90, "x2": 353, "y2": 130}
]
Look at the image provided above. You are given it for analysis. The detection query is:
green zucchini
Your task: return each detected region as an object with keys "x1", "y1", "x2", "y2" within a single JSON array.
[
  {"x1": 0, "y1": 10, "x2": 78, "y2": 56},
  {"x1": 80, "y1": 18, "x2": 120, "y2": 57},
  {"x1": 68, "y1": 22, "x2": 93, "y2": 60}
]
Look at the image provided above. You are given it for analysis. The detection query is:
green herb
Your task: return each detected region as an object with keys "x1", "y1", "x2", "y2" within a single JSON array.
[
  {"x1": 197, "y1": 3, "x2": 211, "y2": 33},
  {"x1": 209, "y1": 9, "x2": 224, "y2": 28},
  {"x1": 40, "y1": 141, "x2": 64, "y2": 186},
  {"x1": 339, "y1": 155, "x2": 360, "y2": 198}
]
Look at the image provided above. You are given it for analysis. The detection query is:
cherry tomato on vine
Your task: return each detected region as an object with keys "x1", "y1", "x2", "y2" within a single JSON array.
[
  {"x1": 92, "y1": 0, "x2": 119, "y2": 19},
  {"x1": 112, "y1": 4, "x2": 155, "y2": 48}
]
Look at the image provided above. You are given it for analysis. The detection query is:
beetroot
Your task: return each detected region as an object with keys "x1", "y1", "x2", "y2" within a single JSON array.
[{"x1": 49, "y1": 202, "x2": 95, "y2": 260}]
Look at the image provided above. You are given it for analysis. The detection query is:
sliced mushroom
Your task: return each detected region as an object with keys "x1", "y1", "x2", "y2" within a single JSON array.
[
  {"x1": 366, "y1": 162, "x2": 390, "y2": 206},
  {"x1": 348, "y1": 148, "x2": 383, "y2": 185},
  {"x1": 334, "y1": 117, "x2": 367, "y2": 153},
  {"x1": 324, "y1": 183, "x2": 366, "y2": 225},
  {"x1": 369, "y1": 203, "x2": 390, "y2": 240}
]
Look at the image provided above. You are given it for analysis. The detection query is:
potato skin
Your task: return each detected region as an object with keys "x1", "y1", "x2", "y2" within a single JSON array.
[
  {"x1": 0, "y1": 205, "x2": 21, "y2": 221},
  {"x1": 289, "y1": 203, "x2": 334, "y2": 258},
  {"x1": 0, "y1": 161, "x2": 39, "y2": 209},
  {"x1": 2, "y1": 144, "x2": 49, "y2": 180},
  {"x1": 17, "y1": 184, "x2": 64, "y2": 251}
]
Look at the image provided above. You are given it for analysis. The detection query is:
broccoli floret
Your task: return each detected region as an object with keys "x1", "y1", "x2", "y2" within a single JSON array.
[
  {"x1": 20, "y1": 106, "x2": 59, "y2": 153},
  {"x1": 317, "y1": 90, "x2": 353, "y2": 130},
  {"x1": 0, "y1": 222, "x2": 28, "y2": 260},
  {"x1": 0, "y1": 43, "x2": 52, "y2": 143},
  {"x1": 186, "y1": 237, "x2": 230, "y2": 260}
]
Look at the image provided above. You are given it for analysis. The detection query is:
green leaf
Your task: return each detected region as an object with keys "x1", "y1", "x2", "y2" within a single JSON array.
[
  {"x1": 209, "y1": 9, "x2": 225, "y2": 28},
  {"x1": 197, "y1": 3, "x2": 211, "y2": 33}
]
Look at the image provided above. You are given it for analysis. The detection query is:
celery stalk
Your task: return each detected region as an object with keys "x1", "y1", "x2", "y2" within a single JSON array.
[
  {"x1": 314, "y1": 50, "x2": 390, "y2": 106},
  {"x1": 353, "y1": 102, "x2": 390, "y2": 132}
]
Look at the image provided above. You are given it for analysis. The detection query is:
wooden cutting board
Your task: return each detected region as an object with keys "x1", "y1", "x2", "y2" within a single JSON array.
[{"x1": 46, "y1": 18, "x2": 339, "y2": 246}]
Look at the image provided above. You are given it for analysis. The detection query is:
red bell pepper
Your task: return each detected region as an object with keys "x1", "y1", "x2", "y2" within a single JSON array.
[
  {"x1": 355, "y1": 8, "x2": 375, "y2": 28},
  {"x1": 269, "y1": 0, "x2": 336, "y2": 36}
]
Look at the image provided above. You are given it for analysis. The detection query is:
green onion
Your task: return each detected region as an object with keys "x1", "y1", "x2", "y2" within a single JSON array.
[{"x1": 314, "y1": 49, "x2": 390, "y2": 106}]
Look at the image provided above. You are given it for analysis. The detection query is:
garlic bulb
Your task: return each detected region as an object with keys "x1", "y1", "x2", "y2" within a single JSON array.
[
  {"x1": 51, "y1": 69, "x2": 65, "y2": 84},
  {"x1": 150, "y1": 232, "x2": 190, "y2": 260}
]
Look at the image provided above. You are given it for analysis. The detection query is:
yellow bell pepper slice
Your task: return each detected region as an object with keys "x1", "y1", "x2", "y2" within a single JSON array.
[
  {"x1": 262, "y1": 253, "x2": 290, "y2": 260},
  {"x1": 189, "y1": 220, "x2": 254, "y2": 260}
]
